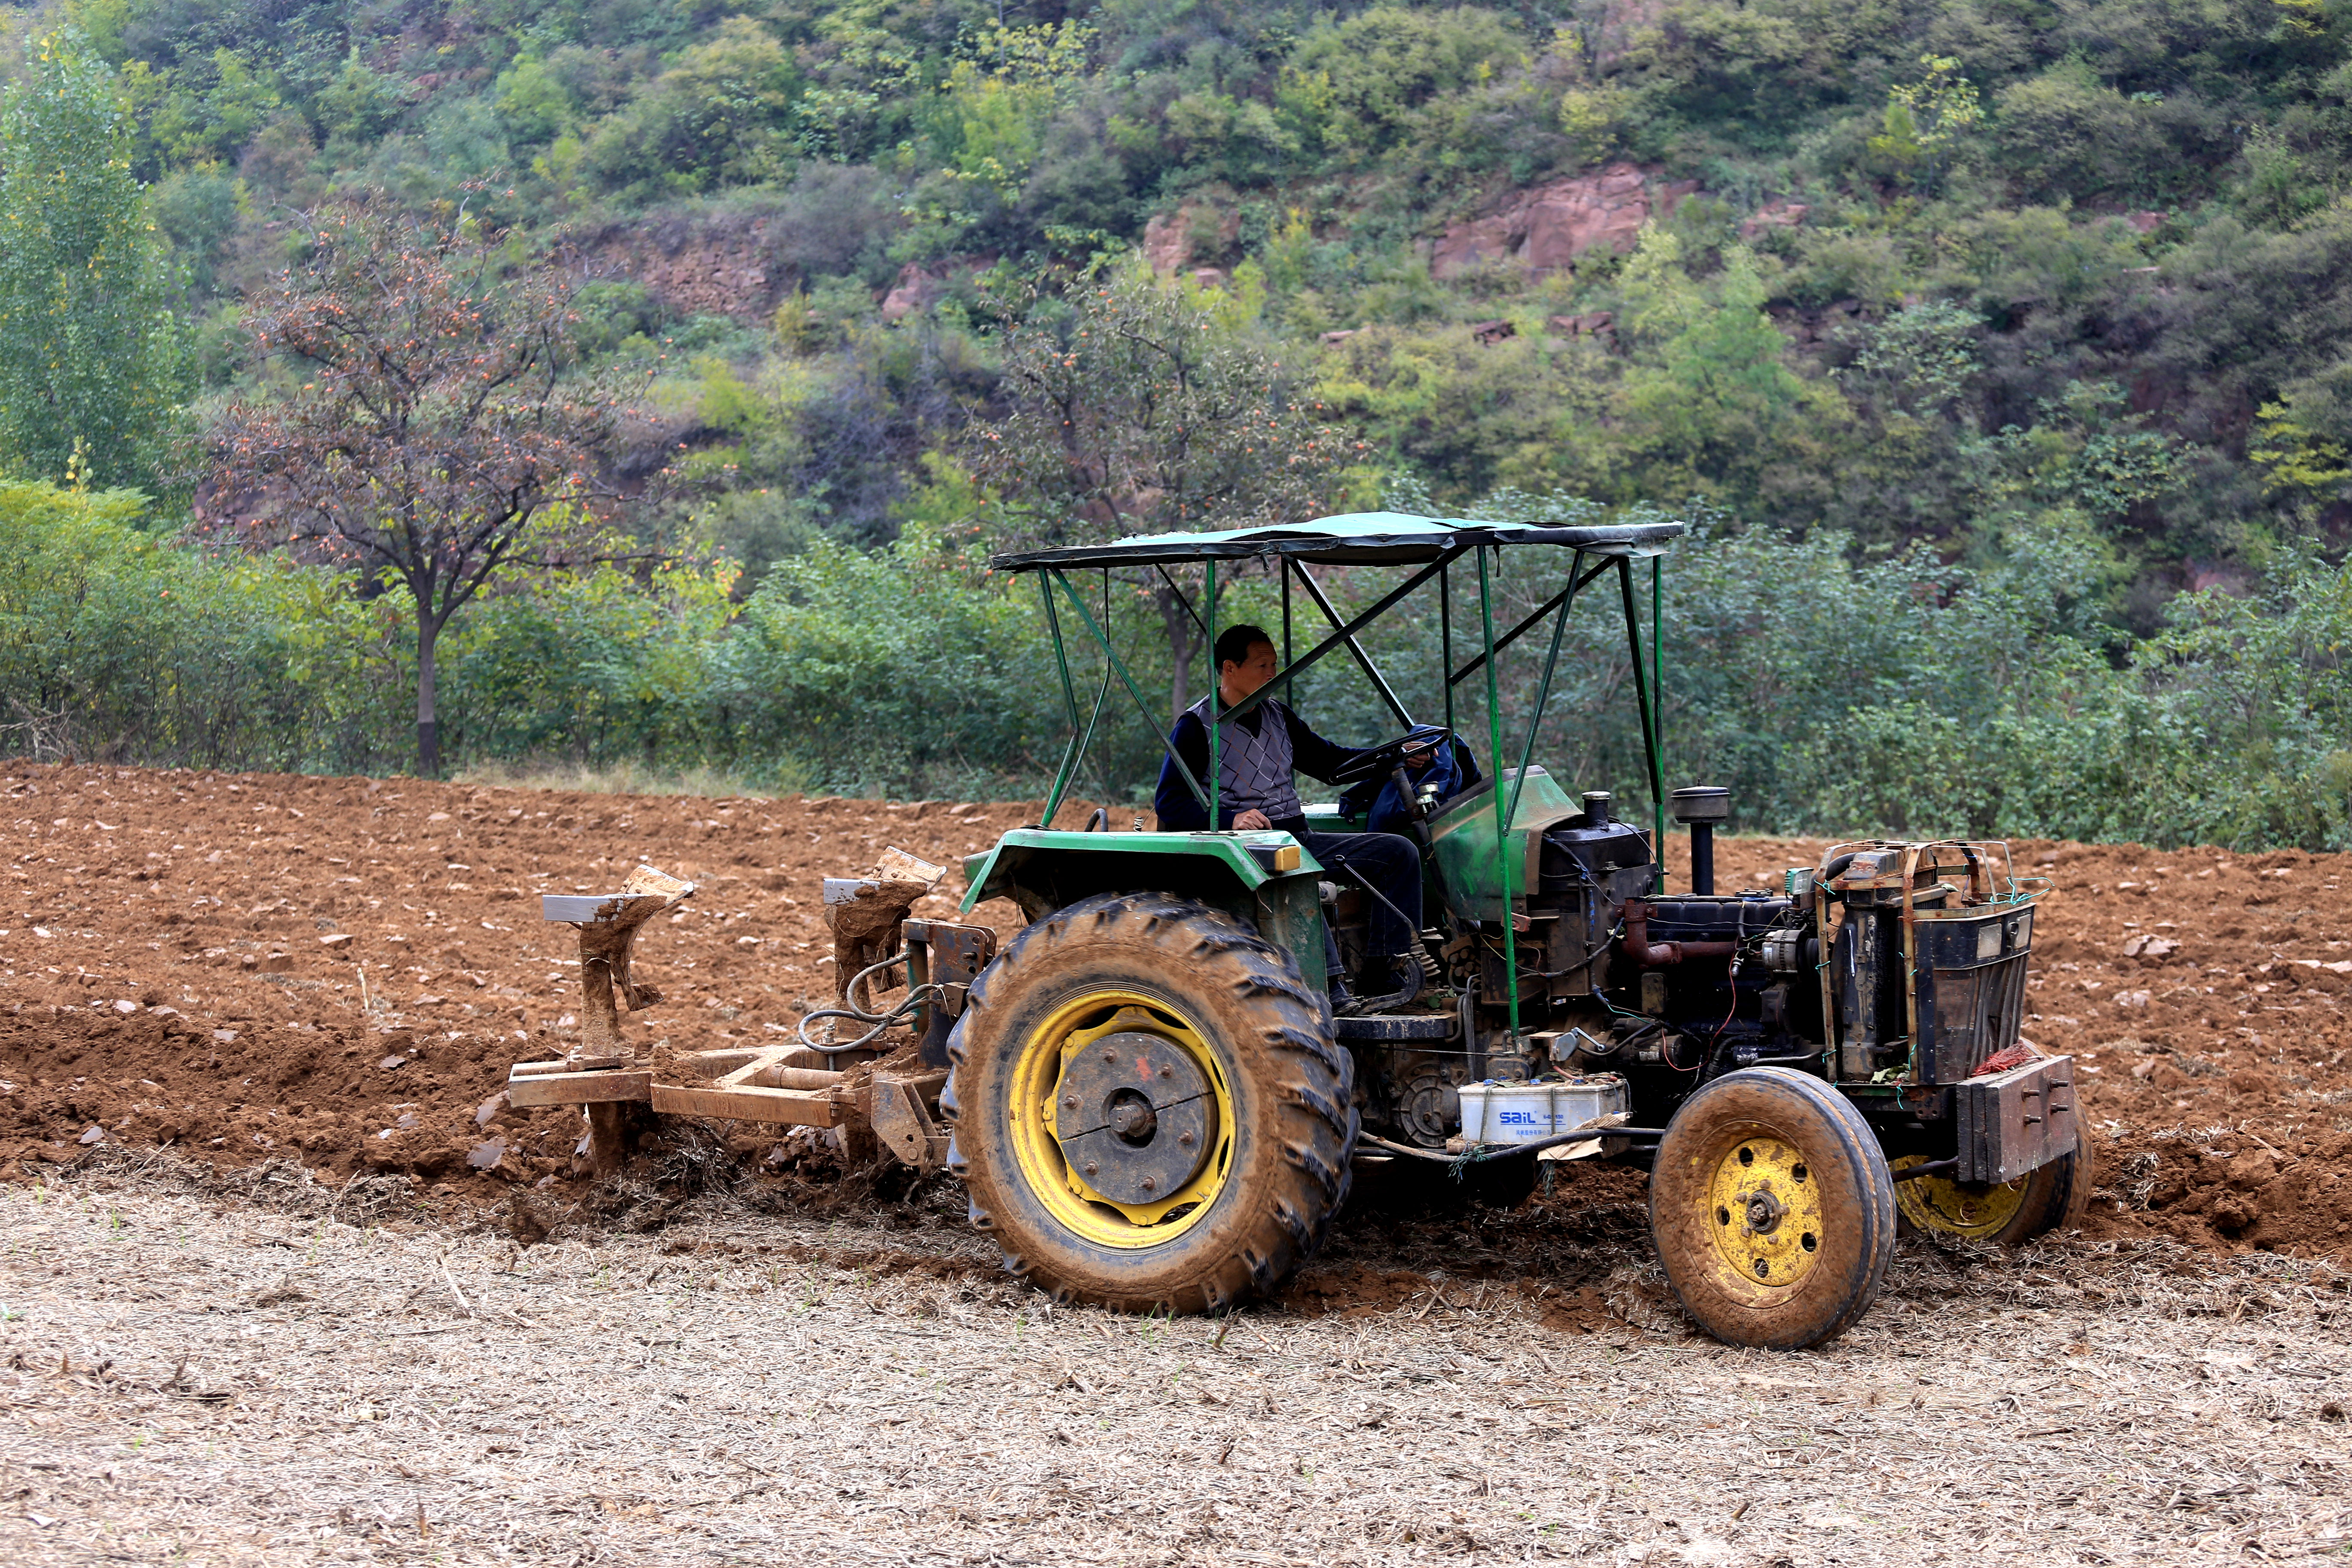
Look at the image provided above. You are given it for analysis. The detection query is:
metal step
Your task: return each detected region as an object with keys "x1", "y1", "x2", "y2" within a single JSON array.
[{"x1": 1333, "y1": 1012, "x2": 1458, "y2": 1042}]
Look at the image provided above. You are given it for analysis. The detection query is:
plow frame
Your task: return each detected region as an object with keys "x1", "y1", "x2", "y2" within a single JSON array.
[{"x1": 507, "y1": 865, "x2": 992, "y2": 1175}]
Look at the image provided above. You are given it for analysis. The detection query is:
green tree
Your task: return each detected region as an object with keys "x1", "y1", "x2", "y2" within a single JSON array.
[
  {"x1": 0, "y1": 30, "x2": 186, "y2": 489},
  {"x1": 1614, "y1": 232, "x2": 1829, "y2": 507},
  {"x1": 582, "y1": 17, "x2": 802, "y2": 199},
  {"x1": 1868, "y1": 54, "x2": 1982, "y2": 195},
  {"x1": 970, "y1": 262, "x2": 1354, "y2": 717}
]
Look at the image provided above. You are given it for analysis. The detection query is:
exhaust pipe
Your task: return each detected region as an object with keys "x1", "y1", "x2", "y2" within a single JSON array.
[
  {"x1": 1671, "y1": 786, "x2": 1730, "y2": 895},
  {"x1": 1620, "y1": 898, "x2": 1737, "y2": 968}
]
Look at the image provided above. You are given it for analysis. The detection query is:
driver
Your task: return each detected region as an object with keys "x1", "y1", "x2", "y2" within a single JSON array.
[{"x1": 1154, "y1": 625, "x2": 1424, "y2": 1008}]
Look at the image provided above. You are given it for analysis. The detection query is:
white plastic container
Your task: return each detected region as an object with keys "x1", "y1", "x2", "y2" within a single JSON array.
[{"x1": 1456, "y1": 1073, "x2": 1629, "y2": 1145}]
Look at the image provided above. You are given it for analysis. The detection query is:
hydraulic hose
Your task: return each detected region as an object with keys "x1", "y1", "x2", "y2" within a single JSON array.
[{"x1": 797, "y1": 952, "x2": 946, "y2": 1055}]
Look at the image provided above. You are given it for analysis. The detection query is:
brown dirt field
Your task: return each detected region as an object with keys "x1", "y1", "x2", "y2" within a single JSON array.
[{"x1": 0, "y1": 763, "x2": 2347, "y2": 1274}]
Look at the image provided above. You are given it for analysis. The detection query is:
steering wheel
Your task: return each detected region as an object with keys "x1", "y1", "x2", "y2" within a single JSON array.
[{"x1": 1329, "y1": 724, "x2": 1455, "y2": 785}]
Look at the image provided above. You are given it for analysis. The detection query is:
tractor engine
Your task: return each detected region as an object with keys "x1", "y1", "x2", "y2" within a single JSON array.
[
  {"x1": 1530, "y1": 801, "x2": 2036, "y2": 1104},
  {"x1": 1347, "y1": 773, "x2": 2041, "y2": 1150},
  {"x1": 1501, "y1": 787, "x2": 1819, "y2": 1079}
]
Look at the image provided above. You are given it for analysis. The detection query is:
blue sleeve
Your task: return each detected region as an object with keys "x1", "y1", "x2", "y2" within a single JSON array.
[
  {"x1": 1280, "y1": 703, "x2": 1375, "y2": 784},
  {"x1": 1364, "y1": 778, "x2": 1409, "y2": 836},
  {"x1": 1154, "y1": 710, "x2": 1213, "y2": 830}
]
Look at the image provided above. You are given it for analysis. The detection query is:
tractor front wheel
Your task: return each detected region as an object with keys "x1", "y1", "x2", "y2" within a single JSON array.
[
  {"x1": 941, "y1": 891, "x2": 1357, "y2": 1312},
  {"x1": 1649, "y1": 1068, "x2": 1896, "y2": 1349}
]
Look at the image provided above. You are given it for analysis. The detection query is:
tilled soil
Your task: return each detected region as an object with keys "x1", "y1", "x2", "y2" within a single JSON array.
[
  {"x1": 0, "y1": 766, "x2": 1053, "y2": 1200},
  {"x1": 0, "y1": 763, "x2": 2347, "y2": 1273}
]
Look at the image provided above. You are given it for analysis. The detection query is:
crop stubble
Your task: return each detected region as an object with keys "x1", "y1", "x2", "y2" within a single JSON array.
[{"x1": 0, "y1": 1157, "x2": 2346, "y2": 1566}]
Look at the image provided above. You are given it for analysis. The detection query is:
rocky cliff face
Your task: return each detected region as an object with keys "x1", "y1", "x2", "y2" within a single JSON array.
[
  {"x1": 570, "y1": 214, "x2": 787, "y2": 321},
  {"x1": 1138, "y1": 165, "x2": 1794, "y2": 290},
  {"x1": 1426, "y1": 163, "x2": 1702, "y2": 279}
]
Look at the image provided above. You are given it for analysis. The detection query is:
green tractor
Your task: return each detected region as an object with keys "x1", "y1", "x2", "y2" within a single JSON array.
[{"x1": 938, "y1": 512, "x2": 2086, "y2": 1350}]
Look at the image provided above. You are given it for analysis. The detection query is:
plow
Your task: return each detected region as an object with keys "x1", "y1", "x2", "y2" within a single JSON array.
[
  {"x1": 506, "y1": 510, "x2": 2086, "y2": 1350},
  {"x1": 507, "y1": 852, "x2": 992, "y2": 1180}
]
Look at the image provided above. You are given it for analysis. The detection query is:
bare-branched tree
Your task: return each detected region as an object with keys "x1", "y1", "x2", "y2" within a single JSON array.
[{"x1": 213, "y1": 198, "x2": 635, "y2": 775}]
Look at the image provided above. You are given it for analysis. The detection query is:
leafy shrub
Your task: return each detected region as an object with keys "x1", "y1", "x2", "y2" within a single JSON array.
[
  {"x1": 582, "y1": 18, "x2": 802, "y2": 200},
  {"x1": 762, "y1": 163, "x2": 903, "y2": 287},
  {"x1": 1993, "y1": 62, "x2": 2184, "y2": 205},
  {"x1": 1286, "y1": 7, "x2": 1528, "y2": 164}
]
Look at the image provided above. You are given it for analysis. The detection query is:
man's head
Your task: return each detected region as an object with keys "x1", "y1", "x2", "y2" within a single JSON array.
[{"x1": 1215, "y1": 624, "x2": 1278, "y2": 705}]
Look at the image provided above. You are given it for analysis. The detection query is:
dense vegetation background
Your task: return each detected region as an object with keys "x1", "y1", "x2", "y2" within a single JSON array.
[{"x1": 0, "y1": 0, "x2": 2347, "y2": 848}]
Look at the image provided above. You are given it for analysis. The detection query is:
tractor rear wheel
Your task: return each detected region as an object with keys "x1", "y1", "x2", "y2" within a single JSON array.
[
  {"x1": 941, "y1": 891, "x2": 1357, "y2": 1312},
  {"x1": 1649, "y1": 1068, "x2": 1896, "y2": 1350},
  {"x1": 1892, "y1": 1131, "x2": 2094, "y2": 1244}
]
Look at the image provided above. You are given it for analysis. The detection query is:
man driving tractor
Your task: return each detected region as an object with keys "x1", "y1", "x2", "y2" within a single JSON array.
[{"x1": 1153, "y1": 624, "x2": 1432, "y2": 1011}]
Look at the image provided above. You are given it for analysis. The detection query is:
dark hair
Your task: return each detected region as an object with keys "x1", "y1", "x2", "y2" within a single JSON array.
[{"x1": 1214, "y1": 624, "x2": 1275, "y2": 671}]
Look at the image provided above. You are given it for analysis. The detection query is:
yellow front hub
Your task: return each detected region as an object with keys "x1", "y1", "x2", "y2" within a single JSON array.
[
  {"x1": 1706, "y1": 1135, "x2": 1825, "y2": 1289},
  {"x1": 1007, "y1": 988, "x2": 1235, "y2": 1249},
  {"x1": 1891, "y1": 1155, "x2": 2030, "y2": 1238}
]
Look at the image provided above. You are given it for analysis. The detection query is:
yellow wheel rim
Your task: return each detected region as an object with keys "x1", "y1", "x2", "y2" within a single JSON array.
[
  {"x1": 1704, "y1": 1133, "x2": 1826, "y2": 1289},
  {"x1": 1006, "y1": 987, "x2": 1236, "y2": 1249},
  {"x1": 1891, "y1": 1155, "x2": 2030, "y2": 1239}
]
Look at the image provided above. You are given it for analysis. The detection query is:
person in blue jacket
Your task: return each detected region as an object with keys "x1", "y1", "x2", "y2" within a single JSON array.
[{"x1": 1153, "y1": 624, "x2": 1425, "y2": 1006}]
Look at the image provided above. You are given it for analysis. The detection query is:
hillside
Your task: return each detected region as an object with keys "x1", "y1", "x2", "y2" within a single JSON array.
[
  {"x1": 0, "y1": 0, "x2": 2349, "y2": 845},
  {"x1": 8, "y1": 0, "x2": 2346, "y2": 591}
]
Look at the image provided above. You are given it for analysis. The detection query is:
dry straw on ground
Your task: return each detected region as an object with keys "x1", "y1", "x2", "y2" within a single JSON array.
[{"x1": 1, "y1": 1153, "x2": 2346, "y2": 1567}]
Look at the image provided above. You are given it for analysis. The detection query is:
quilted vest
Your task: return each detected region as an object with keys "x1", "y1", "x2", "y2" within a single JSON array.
[{"x1": 1188, "y1": 695, "x2": 1305, "y2": 824}]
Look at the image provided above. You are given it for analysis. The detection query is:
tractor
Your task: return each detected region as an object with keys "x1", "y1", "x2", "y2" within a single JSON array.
[{"x1": 514, "y1": 511, "x2": 2086, "y2": 1351}]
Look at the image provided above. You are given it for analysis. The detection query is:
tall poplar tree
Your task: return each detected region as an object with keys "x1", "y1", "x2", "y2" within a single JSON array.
[{"x1": 0, "y1": 30, "x2": 187, "y2": 489}]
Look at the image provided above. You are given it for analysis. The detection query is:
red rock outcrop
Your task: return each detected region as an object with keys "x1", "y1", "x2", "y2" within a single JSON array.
[
  {"x1": 572, "y1": 218, "x2": 784, "y2": 321},
  {"x1": 1427, "y1": 164, "x2": 1703, "y2": 279},
  {"x1": 1142, "y1": 201, "x2": 1242, "y2": 276},
  {"x1": 880, "y1": 263, "x2": 942, "y2": 321},
  {"x1": 878, "y1": 257, "x2": 996, "y2": 320},
  {"x1": 1738, "y1": 200, "x2": 1809, "y2": 240}
]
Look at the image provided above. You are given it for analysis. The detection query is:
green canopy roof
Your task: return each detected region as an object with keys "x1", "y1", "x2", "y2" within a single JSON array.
[{"x1": 987, "y1": 511, "x2": 1684, "y2": 572}]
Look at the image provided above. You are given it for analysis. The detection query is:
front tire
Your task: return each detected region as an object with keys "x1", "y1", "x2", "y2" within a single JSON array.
[
  {"x1": 1649, "y1": 1068, "x2": 1896, "y2": 1349},
  {"x1": 941, "y1": 891, "x2": 1357, "y2": 1312}
]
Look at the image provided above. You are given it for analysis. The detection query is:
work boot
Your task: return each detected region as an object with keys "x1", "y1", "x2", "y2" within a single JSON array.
[{"x1": 1327, "y1": 974, "x2": 1357, "y2": 1017}]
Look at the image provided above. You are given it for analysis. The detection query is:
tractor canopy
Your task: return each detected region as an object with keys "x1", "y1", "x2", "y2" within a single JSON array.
[
  {"x1": 987, "y1": 511, "x2": 1682, "y2": 571},
  {"x1": 969, "y1": 509, "x2": 1686, "y2": 1038}
]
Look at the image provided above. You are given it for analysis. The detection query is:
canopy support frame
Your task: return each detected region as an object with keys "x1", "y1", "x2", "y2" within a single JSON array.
[
  {"x1": 1504, "y1": 549, "x2": 1587, "y2": 835},
  {"x1": 1617, "y1": 557, "x2": 1666, "y2": 873},
  {"x1": 1448, "y1": 554, "x2": 1617, "y2": 690},
  {"x1": 1286, "y1": 559, "x2": 1419, "y2": 730},
  {"x1": 1217, "y1": 549, "x2": 1463, "y2": 729},
  {"x1": 1046, "y1": 568, "x2": 1213, "y2": 814}
]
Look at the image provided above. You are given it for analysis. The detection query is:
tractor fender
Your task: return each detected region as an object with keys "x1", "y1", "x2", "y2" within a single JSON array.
[{"x1": 959, "y1": 830, "x2": 1329, "y2": 991}]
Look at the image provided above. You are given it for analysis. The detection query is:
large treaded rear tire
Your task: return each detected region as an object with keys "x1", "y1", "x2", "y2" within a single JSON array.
[
  {"x1": 1649, "y1": 1067, "x2": 1896, "y2": 1350},
  {"x1": 940, "y1": 891, "x2": 1357, "y2": 1312}
]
